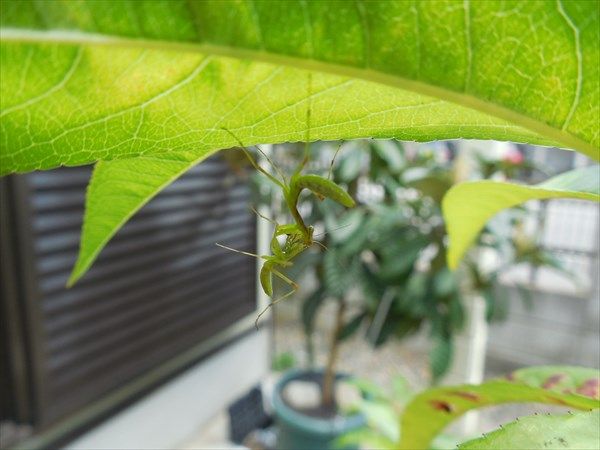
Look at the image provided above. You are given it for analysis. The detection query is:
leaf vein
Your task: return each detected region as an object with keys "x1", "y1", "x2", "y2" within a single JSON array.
[
  {"x1": 1, "y1": 46, "x2": 83, "y2": 117},
  {"x1": 15, "y1": 56, "x2": 212, "y2": 153},
  {"x1": 556, "y1": 0, "x2": 583, "y2": 130},
  {"x1": 463, "y1": 0, "x2": 473, "y2": 91}
]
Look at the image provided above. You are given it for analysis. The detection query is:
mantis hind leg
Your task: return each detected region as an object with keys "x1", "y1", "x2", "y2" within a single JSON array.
[{"x1": 255, "y1": 268, "x2": 299, "y2": 329}]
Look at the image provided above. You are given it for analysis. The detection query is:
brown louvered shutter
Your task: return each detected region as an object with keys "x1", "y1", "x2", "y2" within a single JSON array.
[{"x1": 1, "y1": 155, "x2": 257, "y2": 430}]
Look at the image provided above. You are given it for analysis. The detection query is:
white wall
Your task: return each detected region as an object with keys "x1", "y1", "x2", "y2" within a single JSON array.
[
  {"x1": 487, "y1": 197, "x2": 599, "y2": 371},
  {"x1": 486, "y1": 288, "x2": 599, "y2": 369},
  {"x1": 64, "y1": 329, "x2": 269, "y2": 450}
]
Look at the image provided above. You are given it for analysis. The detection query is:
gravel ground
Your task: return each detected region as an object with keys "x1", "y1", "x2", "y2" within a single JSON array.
[{"x1": 272, "y1": 298, "x2": 431, "y2": 392}]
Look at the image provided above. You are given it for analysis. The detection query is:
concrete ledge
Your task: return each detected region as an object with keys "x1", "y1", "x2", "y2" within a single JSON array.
[{"x1": 65, "y1": 330, "x2": 269, "y2": 450}]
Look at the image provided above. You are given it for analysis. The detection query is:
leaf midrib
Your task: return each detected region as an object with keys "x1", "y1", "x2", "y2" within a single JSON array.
[{"x1": 1, "y1": 27, "x2": 597, "y2": 158}]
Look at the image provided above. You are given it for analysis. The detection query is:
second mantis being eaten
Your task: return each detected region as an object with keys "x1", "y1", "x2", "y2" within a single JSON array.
[{"x1": 217, "y1": 128, "x2": 355, "y2": 328}]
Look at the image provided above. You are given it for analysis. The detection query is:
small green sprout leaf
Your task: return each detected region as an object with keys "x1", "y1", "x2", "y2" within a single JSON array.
[{"x1": 444, "y1": 166, "x2": 600, "y2": 269}]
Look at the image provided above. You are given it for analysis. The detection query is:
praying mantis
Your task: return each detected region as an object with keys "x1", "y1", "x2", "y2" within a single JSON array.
[{"x1": 216, "y1": 129, "x2": 355, "y2": 328}]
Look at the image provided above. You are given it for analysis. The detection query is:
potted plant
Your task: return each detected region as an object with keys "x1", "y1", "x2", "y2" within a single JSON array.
[{"x1": 256, "y1": 139, "x2": 574, "y2": 449}]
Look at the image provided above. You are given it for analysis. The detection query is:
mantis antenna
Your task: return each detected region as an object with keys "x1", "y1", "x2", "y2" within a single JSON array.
[{"x1": 313, "y1": 222, "x2": 353, "y2": 237}]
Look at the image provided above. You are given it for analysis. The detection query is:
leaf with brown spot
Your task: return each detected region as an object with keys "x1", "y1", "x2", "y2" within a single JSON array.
[
  {"x1": 429, "y1": 400, "x2": 454, "y2": 413},
  {"x1": 577, "y1": 379, "x2": 599, "y2": 399},
  {"x1": 542, "y1": 373, "x2": 567, "y2": 389},
  {"x1": 448, "y1": 391, "x2": 481, "y2": 402},
  {"x1": 399, "y1": 366, "x2": 599, "y2": 450}
]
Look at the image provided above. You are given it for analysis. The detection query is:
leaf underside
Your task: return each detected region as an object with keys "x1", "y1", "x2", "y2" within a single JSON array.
[
  {"x1": 443, "y1": 165, "x2": 600, "y2": 269},
  {"x1": 0, "y1": 0, "x2": 598, "y2": 283}
]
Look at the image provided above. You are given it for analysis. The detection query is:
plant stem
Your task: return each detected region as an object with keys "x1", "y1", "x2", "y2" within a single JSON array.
[
  {"x1": 322, "y1": 298, "x2": 345, "y2": 408},
  {"x1": 306, "y1": 331, "x2": 315, "y2": 368}
]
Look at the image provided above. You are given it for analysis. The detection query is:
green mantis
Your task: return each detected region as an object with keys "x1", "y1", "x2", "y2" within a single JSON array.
[{"x1": 217, "y1": 128, "x2": 355, "y2": 328}]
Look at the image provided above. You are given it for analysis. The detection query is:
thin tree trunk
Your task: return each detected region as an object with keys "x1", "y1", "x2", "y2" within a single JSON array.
[
  {"x1": 322, "y1": 299, "x2": 345, "y2": 408},
  {"x1": 306, "y1": 332, "x2": 315, "y2": 368}
]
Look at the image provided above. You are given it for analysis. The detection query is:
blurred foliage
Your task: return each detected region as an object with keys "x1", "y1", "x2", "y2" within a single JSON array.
[
  {"x1": 272, "y1": 351, "x2": 296, "y2": 372},
  {"x1": 338, "y1": 366, "x2": 599, "y2": 450},
  {"x1": 474, "y1": 147, "x2": 542, "y2": 180},
  {"x1": 253, "y1": 140, "x2": 570, "y2": 382},
  {"x1": 338, "y1": 375, "x2": 414, "y2": 448}
]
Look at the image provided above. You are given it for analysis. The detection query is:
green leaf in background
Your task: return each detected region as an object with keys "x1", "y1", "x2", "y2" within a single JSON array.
[
  {"x1": 403, "y1": 167, "x2": 454, "y2": 204},
  {"x1": 398, "y1": 366, "x2": 600, "y2": 450},
  {"x1": 338, "y1": 312, "x2": 367, "y2": 342},
  {"x1": 433, "y1": 269, "x2": 458, "y2": 298},
  {"x1": 371, "y1": 140, "x2": 405, "y2": 174},
  {"x1": 391, "y1": 376, "x2": 414, "y2": 406},
  {"x1": 509, "y1": 365, "x2": 600, "y2": 398},
  {"x1": 323, "y1": 249, "x2": 348, "y2": 298},
  {"x1": 338, "y1": 377, "x2": 405, "y2": 450},
  {"x1": 335, "y1": 428, "x2": 396, "y2": 450},
  {"x1": 1, "y1": 0, "x2": 598, "y2": 283},
  {"x1": 343, "y1": 375, "x2": 415, "y2": 447},
  {"x1": 429, "y1": 337, "x2": 453, "y2": 384},
  {"x1": 271, "y1": 351, "x2": 296, "y2": 372},
  {"x1": 336, "y1": 145, "x2": 368, "y2": 183},
  {"x1": 443, "y1": 165, "x2": 600, "y2": 270},
  {"x1": 301, "y1": 288, "x2": 326, "y2": 335},
  {"x1": 459, "y1": 410, "x2": 600, "y2": 450},
  {"x1": 324, "y1": 208, "x2": 366, "y2": 245},
  {"x1": 356, "y1": 399, "x2": 400, "y2": 443},
  {"x1": 345, "y1": 377, "x2": 389, "y2": 403}
]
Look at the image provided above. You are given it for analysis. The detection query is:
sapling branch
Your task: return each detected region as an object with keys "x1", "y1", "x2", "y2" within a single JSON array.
[{"x1": 322, "y1": 298, "x2": 346, "y2": 408}]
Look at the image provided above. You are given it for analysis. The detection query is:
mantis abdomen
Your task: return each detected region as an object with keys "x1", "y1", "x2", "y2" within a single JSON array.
[{"x1": 290, "y1": 174, "x2": 355, "y2": 208}]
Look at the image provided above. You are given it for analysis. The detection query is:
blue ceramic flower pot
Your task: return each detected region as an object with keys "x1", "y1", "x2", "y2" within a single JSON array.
[{"x1": 272, "y1": 369, "x2": 366, "y2": 450}]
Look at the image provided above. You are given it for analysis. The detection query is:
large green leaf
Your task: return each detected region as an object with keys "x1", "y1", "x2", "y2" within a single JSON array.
[
  {"x1": 443, "y1": 165, "x2": 600, "y2": 270},
  {"x1": 2, "y1": 0, "x2": 599, "y2": 173},
  {"x1": 1, "y1": 1, "x2": 598, "y2": 282},
  {"x1": 459, "y1": 410, "x2": 600, "y2": 450},
  {"x1": 398, "y1": 366, "x2": 600, "y2": 450}
]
